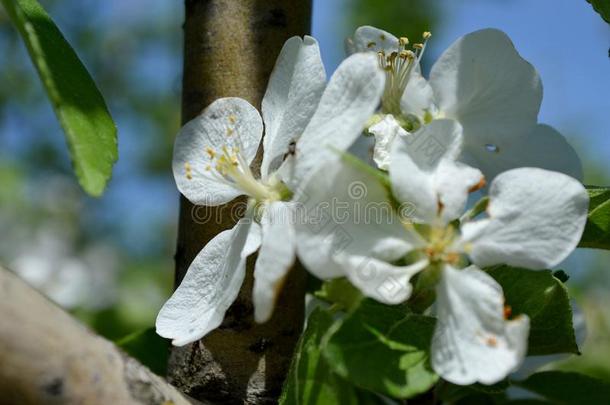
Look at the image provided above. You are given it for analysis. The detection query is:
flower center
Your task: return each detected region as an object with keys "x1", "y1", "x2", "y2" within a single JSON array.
[
  {"x1": 204, "y1": 145, "x2": 284, "y2": 203},
  {"x1": 421, "y1": 223, "x2": 461, "y2": 265},
  {"x1": 378, "y1": 32, "x2": 431, "y2": 117}
]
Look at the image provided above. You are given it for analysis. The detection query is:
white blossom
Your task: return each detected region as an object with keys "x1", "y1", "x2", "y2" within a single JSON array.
[
  {"x1": 157, "y1": 36, "x2": 386, "y2": 345},
  {"x1": 348, "y1": 26, "x2": 582, "y2": 181},
  {"x1": 295, "y1": 120, "x2": 588, "y2": 384}
]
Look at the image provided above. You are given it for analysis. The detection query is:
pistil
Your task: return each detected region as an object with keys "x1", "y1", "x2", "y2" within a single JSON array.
[{"x1": 205, "y1": 144, "x2": 281, "y2": 203}]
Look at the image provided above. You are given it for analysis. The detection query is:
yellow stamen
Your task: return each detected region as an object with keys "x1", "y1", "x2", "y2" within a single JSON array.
[{"x1": 445, "y1": 252, "x2": 460, "y2": 264}]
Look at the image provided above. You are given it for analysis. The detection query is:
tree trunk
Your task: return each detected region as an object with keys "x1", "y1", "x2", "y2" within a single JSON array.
[{"x1": 169, "y1": 1, "x2": 312, "y2": 403}]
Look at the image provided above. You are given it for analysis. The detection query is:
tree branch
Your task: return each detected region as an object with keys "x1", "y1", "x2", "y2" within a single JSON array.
[{"x1": 0, "y1": 266, "x2": 198, "y2": 405}]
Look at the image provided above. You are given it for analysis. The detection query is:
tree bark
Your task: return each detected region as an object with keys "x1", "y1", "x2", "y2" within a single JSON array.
[
  {"x1": 170, "y1": 1, "x2": 312, "y2": 403},
  {"x1": 0, "y1": 266, "x2": 198, "y2": 405}
]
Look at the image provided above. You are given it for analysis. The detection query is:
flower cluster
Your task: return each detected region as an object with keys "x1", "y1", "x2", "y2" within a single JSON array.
[{"x1": 156, "y1": 27, "x2": 589, "y2": 386}]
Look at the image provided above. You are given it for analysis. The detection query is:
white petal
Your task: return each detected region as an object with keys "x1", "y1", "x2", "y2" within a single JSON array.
[
  {"x1": 173, "y1": 98, "x2": 263, "y2": 206},
  {"x1": 429, "y1": 29, "x2": 541, "y2": 177},
  {"x1": 244, "y1": 221, "x2": 262, "y2": 257},
  {"x1": 400, "y1": 65, "x2": 435, "y2": 118},
  {"x1": 369, "y1": 115, "x2": 410, "y2": 170},
  {"x1": 156, "y1": 218, "x2": 254, "y2": 346},
  {"x1": 435, "y1": 159, "x2": 485, "y2": 223},
  {"x1": 432, "y1": 265, "x2": 530, "y2": 385},
  {"x1": 295, "y1": 158, "x2": 420, "y2": 280},
  {"x1": 348, "y1": 25, "x2": 399, "y2": 54},
  {"x1": 390, "y1": 119, "x2": 483, "y2": 222},
  {"x1": 348, "y1": 131, "x2": 377, "y2": 167},
  {"x1": 253, "y1": 202, "x2": 297, "y2": 323},
  {"x1": 339, "y1": 255, "x2": 428, "y2": 305},
  {"x1": 461, "y1": 124, "x2": 583, "y2": 182},
  {"x1": 461, "y1": 168, "x2": 589, "y2": 269},
  {"x1": 292, "y1": 52, "x2": 385, "y2": 190},
  {"x1": 261, "y1": 36, "x2": 326, "y2": 177}
]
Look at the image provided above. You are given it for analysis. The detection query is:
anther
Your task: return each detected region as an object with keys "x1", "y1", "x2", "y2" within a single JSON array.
[
  {"x1": 226, "y1": 127, "x2": 234, "y2": 136},
  {"x1": 367, "y1": 41, "x2": 377, "y2": 49},
  {"x1": 445, "y1": 252, "x2": 460, "y2": 264},
  {"x1": 228, "y1": 115, "x2": 236, "y2": 124},
  {"x1": 402, "y1": 50, "x2": 415, "y2": 60},
  {"x1": 423, "y1": 31, "x2": 432, "y2": 40},
  {"x1": 206, "y1": 147, "x2": 216, "y2": 159},
  {"x1": 399, "y1": 37, "x2": 409, "y2": 46},
  {"x1": 413, "y1": 43, "x2": 424, "y2": 50}
]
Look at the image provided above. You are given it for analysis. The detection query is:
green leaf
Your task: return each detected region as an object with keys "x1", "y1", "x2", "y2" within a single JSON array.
[
  {"x1": 514, "y1": 371, "x2": 610, "y2": 404},
  {"x1": 314, "y1": 278, "x2": 363, "y2": 311},
  {"x1": 578, "y1": 186, "x2": 610, "y2": 250},
  {"x1": 323, "y1": 299, "x2": 438, "y2": 399},
  {"x1": 587, "y1": 0, "x2": 610, "y2": 23},
  {"x1": 486, "y1": 266, "x2": 578, "y2": 356},
  {"x1": 438, "y1": 380, "x2": 509, "y2": 403},
  {"x1": 280, "y1": 309, "x2": 359, "y2": 405},
  {"x1": 116, "y1": 328, "x2": 168, "y2": 376},
  {"x1": 1, "y1": 0, "x2": 117, "y2": 196}
]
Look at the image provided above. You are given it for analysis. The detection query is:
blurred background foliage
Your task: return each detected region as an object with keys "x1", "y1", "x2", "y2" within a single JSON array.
[{"x1": 1, "y1": 0, "x2": 609, "y2": 386}]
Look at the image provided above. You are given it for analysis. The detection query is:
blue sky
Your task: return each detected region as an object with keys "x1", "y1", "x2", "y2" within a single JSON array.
[{"x1": 314, "y1": 0, "x2": 610, "y2": 180}]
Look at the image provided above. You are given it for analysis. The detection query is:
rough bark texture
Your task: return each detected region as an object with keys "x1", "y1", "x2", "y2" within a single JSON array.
[
  {"x1": 0, "y1": 266, "x2": 198, "y2": 405},
  {"x1": 170, "y1": 1, "x2": 312, "y2": 404}
]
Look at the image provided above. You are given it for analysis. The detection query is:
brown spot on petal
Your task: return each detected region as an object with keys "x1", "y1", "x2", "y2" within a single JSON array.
[
  {"x1": 437, "y1": 199, "x2": 444, "y2": 214},
  {"x1": 504, "y1": 305, "x2": 513, "y2": 320},
  {"x1": 486, "y1": 336, "x2": 498, "y2": 347},
  {"x1": 469, "y1": 177, "x2": 487, "y2": 193}
]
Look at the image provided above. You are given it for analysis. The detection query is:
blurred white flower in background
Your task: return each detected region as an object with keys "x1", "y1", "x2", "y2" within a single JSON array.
[
  {"x1": 11, "y1": 226, "x2": 118, "y2": 310},
  {"x1": 1, "y1": 174, "x2": 119, "y2": 310}
]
